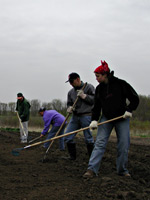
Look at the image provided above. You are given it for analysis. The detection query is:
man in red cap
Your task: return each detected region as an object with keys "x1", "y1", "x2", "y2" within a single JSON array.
[
  {"x1": 83, "y1": 60, "x2": 139, "y2": 178},
  {"x1": 16, "y1": 93, "x2": 31, "y2": 143}
]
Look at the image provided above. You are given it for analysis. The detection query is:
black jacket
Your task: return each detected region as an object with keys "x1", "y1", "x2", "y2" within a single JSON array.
[
  {"x1": 92, "y1": 73, "x2": 139, "y2": 120},
  {"x1": 16, "y1": 98, "x2": 31, "y2": 122}
]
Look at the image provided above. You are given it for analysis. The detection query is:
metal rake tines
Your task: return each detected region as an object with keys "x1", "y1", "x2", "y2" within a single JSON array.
[{"x1": 11, "y1": 147, "x2": 24, "y2": 156}]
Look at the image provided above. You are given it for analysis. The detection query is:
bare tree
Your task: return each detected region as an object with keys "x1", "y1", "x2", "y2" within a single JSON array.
[
  {"x1": 30, "y1": 99, "x2": 41, "y2": 116},
  {"x1": 8, "y1": 102, "x2": 16, "y2": 113}
]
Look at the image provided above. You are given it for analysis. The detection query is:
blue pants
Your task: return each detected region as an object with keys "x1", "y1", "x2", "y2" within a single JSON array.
[
  {"x1": 44, "y1": 126, "x2": 65, "y2": 150},
  {"x1": 64, "y1": 115, "x2": 94, "y2": 144},
  {"x1": 88, "y1": 115, "x2": 130, "y2": 175}
]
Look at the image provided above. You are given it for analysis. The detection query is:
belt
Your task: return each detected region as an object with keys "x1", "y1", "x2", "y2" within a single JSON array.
[{"x1": 73, "y1": 112, "x2": 92, "y2": 117}]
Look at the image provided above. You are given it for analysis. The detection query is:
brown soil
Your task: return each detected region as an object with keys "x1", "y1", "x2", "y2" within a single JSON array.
[{"x1": 0, "y1": 130, "x2": 150, "y2": 200}]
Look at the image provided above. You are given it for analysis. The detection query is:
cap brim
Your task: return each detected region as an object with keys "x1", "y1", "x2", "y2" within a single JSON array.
[{"x1": 65, "y1": 80, "x2": 69, "y2": 83}]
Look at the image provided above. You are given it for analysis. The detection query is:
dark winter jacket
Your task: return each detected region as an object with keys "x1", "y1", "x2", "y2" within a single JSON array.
[
  {"x1": 67, "y1": 81, "x2": 95, "y2": 115},
  {"x1": 92, "y1": 73, "x2": 139, "y2": 120},
  {"x1": 16, "y1": 98, "x2": 31, "y2": 122}
]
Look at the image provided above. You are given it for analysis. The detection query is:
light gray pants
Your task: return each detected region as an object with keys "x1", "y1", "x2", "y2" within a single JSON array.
[{"x1": 20, "y1": 121, "x2": 28, "y2": 141}]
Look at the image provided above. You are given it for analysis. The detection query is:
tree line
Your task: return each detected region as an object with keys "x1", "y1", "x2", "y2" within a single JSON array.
[
  {"x1": 0, "y1": 99, "x2": 67, "y2": 117},
  {"x1": 0, "y1": 95, "x2": 150, "y2": 121}
]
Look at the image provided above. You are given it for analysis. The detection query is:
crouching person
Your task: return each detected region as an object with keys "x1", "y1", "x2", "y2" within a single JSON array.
[{"x1": 39, "y1": 107, "x2": 66, "y2": 151}]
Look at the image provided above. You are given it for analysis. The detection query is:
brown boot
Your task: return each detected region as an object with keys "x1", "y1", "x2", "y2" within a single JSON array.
[{"x1": 83, "y1": 169, "x2": 94, "y2": 178}]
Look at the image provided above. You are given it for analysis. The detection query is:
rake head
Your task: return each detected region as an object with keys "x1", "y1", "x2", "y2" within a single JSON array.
[{"x1": 11, "y1": 147, "x2": 24, "y2": 156}]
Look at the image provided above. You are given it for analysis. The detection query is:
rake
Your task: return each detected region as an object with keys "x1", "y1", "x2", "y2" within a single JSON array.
[
  {"x1": 16, "y1": 111, "x2": 27, "y2": 137},
  {"x1": 42, "y1": 82, "x2": 87, "y2": 162},
  {"x1": 11, "y1": 115, "x2": 123, "y2": 156},
  {"x1": 28, "y1": 135, "x2": 42, "y2": 144}
]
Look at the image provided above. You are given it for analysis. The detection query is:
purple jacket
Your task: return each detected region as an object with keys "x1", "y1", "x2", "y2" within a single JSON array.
[{"x1": 41, "y1": 110, "x2": 66, "y2": 135}]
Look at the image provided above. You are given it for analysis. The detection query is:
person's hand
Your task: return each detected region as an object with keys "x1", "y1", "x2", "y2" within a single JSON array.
[
  {"x1": 77, "y1": 90, "x2": 87, "y2": 99},
  {"x1": 67, "y1": 106, "x2": 74, "y2": 113},
  {"x1": 40, "y1": 134, "x2": 44, "y2": 137},
  {"x1": 89, "y1": 120, "x2": 98, "y2": 130},
  {"x1": 123, "y1": 111, "x2": 132, "y2": 119}
]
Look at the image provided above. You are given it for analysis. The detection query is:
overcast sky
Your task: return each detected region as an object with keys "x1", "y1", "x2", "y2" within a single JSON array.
[{"x1": 0, "y1": 0, "x2": 150, "y2": 104}]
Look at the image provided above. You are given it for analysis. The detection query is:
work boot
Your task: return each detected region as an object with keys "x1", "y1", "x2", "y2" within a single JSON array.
[
  {"x1": 83, "y1": 169, "x2": 94, "y2": 178},
  {"x1": 67, "y1": 143, "x2": 76, "y2": 160},
  {"x1": 86, "y1": 143, "x2": 94, "y2": 157}
]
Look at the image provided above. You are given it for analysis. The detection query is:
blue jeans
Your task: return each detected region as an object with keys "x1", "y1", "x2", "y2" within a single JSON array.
[
  {"x1": 88, "y1": 115, "x2": 130, "y2": 175},
  {"x1": 64, "y1": 115, "x2": 94, "y2": 144},
  {"x1": 44, "y1": 126, "x2": 65, "y2": 150}
]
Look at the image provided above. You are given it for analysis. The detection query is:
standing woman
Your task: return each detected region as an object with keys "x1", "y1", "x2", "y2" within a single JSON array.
[{"x1": 83, "y1": 61, "x2": 139, "y2": 178}]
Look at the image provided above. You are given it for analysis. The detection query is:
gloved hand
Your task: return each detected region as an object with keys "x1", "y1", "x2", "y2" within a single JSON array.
[
  {"x1": 67, "y1": 106, "x2": 74, "y2": 113},
  {"x1": 123, "y1": 111, "x2": 132, "y2": 119},
  {"x1": 77, "y1": 90, "x2": 87, "y2": 99},
  {"x1": 89, "y1": 120, "x2": 98, "y2": 130}
]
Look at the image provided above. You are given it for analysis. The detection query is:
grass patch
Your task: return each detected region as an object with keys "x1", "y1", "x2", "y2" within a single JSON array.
[{"x1": 0, "y1": 127, "x2": 20, "y2": 132}]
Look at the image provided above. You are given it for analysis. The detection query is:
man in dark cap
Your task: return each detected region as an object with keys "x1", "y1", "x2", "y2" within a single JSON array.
[
  {"x1": 83, "y1": 60, "x2": 139, "y2": 178},
  {"x1": 64, "y1": 72, "x2": 95, "y2": 160},
  {"x1": 16, "y1": 93, "x2": 31, "y2": 143}
]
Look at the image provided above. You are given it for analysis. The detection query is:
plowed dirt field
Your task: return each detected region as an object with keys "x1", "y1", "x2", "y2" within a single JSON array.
[{"x1": 0, "y1": 130, "x2": 150, "y2": 200}]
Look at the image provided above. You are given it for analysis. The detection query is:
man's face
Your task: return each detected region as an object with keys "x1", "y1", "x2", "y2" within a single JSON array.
[
  {"x1": 18, "y1": 97, "x2": 23, "y2": 101},
  {"x1": 69, "y1": 77, "x2": 81, "y2": 87}
]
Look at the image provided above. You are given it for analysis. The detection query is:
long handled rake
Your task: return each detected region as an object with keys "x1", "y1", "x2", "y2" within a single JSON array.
[
  {"x1": 28, "y1": 135, "x2": 42, "y2": 144},
  {"x1": 11, "y1": 115, "x2": 123, "y2": 156},
  {"x1": 42, "y1": 82, "x2": 87, "y2": 162},
  {"x1": 28, "y1": 126, "x2": 52, "y2": 144},
  {"x1": 16, "y1": 111, "x2": 27, "y2": 137}
]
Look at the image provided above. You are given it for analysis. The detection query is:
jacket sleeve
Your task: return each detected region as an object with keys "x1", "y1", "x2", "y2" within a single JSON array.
[
  {"x1": 83, "y1": 84, "x2": 95, "y2": 105},
  {"x1": 20, "y1": 101, "x2": 30, "y2": 121},
  {"x1": 91, "y1": 86, "x2": 102, "y2": 121},
  {"x1": 41, "y1": 118, "x2": 51, "y2": 135},
  {"x1": 41, "y1": 112, "x2": 53, "y2": 135},
  {"x1": 122, "y1": 80, "x2": 139, "y2": 112},
  {"x1": 67, "y1": 90, "x2": 74, "y2": 107}
]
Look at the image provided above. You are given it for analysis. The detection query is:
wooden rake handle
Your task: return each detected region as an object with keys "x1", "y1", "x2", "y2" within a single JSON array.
[
  {"x1": 45, "y1": 82, "x2": 87, "y2": 153},
  {"x1": 24, "y1": 115, "x2": 123, "y2": 150},
  {"x1": 16, "y1": 111, "x2": 26, "y2": 137}
]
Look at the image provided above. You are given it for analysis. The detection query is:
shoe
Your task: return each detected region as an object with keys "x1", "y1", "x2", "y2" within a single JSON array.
[
  {"x1": 40, "y1": 146, "x2": 46, "y2": 150},
  {"x1": 83, "y1": 169, "x2": 94, "y2": 178},
  {"x1": 119, "y1": 173, "x2": 131, "y2": 177},
  {"x1": 61, "y1": 155, "x2": 76, "y2": 160},
  {"x1": 124, "y1": 173, "x2": 131, "y2": 177},
  {"x1": 21, "y1": 140, "x2": 27, "y2": 143},
  {"x1": 60, "y1": 149, "x2": 65, "y2": 151}
]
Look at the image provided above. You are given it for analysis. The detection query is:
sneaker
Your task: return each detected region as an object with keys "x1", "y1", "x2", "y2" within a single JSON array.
[{"x1": 83, "y1": 169, "x2": 94, "y2": 178}]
